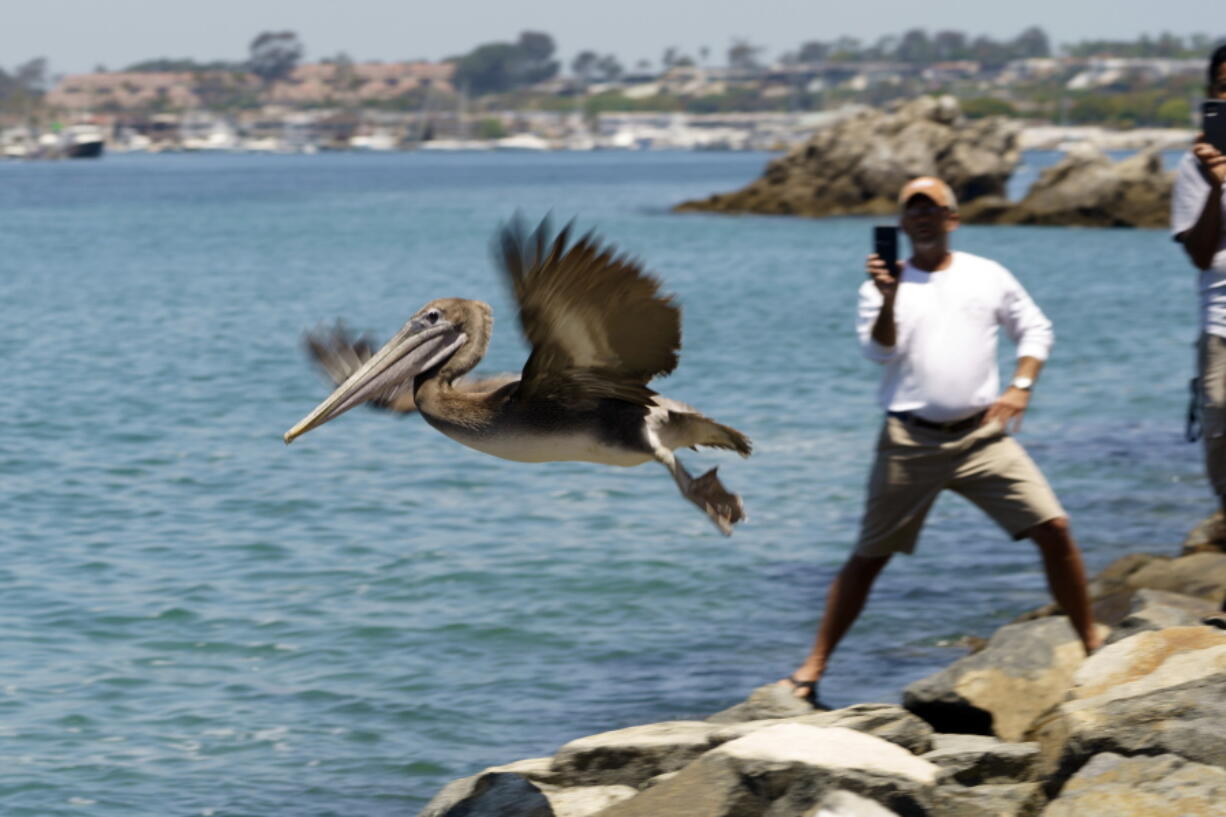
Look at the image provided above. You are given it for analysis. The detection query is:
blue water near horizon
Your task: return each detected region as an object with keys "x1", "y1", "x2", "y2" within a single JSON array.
[{"x1": 0, "y1": 149, "x2": 1209, "y2": 815}]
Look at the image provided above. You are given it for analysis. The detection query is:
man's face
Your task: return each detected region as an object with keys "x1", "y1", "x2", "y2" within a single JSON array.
[
  {"x1": 900, "y1": 194, "x2": 958, "y2": 251},
  {"x1": 1211, "y1": 63, "x2": 1226, "y2": 100}
]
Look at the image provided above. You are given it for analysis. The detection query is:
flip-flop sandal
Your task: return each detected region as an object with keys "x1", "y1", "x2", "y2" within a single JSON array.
[{"x1": 781, "y1": 675, "x2": 821, "y2": 707}]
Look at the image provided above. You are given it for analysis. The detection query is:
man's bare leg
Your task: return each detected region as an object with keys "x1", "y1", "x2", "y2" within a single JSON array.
[
  {"x1": 782, "y1": 553, "x2": 892, "y2": 698},
  {"x1": 1029, "y1": 516, "x2": 1101, "y2": 654}
]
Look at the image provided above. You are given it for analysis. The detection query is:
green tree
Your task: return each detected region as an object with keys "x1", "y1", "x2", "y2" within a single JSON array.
[
  {"x1": 328, "y1": 52, "x2": 362, "y2": 100},
  {"x1": 829, "y1": 36, "x2": 863, "y2": 62},
  {"x1": 0, "y1": 57, "x2": 48, "y2": 113},
  {"x1": 933, "y1": 30, "x2": 968, "y2": 61},
  {"x1": 248, "y1": 30, "x2": 303, "y2": 86},
  {"x1": 728, "y1": 39, "x2": 763, "y2": 71},
  {"x1": 897, "y1": 29, "x2": 933, "y2": 63},
  {"x1": 968, "y1": 35, "x2": 1010, "y2": 67},
  {"x1": 797, "y1": 41, "x2": 829, "y2": 63},
  {"x1": 126, "y1": 58, "x2": 241, "y2": 72},
  {"x1": 661, "y1": 47, "x2": 693, "y2": 69},
  {"x1": 474, "y1": 117, "x2": 506, "y2": 139},
  {"x1": 571, "y1": 50, "x2": 600, "y2": 82},
  {"x1": 453, "y1": 31, "x2": 559, "y2": 96},
  {"x1": 960, "y1": 97, "x2": 1017, "y2": 118},
  {"x1": 1011, "y1": 27, "x2": 1051, "y2": 58},
  {"x1": 1156, "y1": 97, "x2": 1192, "y2": 127},
  {"x1": 596, "y1": 54, "x2": 623, "y2": 81}
]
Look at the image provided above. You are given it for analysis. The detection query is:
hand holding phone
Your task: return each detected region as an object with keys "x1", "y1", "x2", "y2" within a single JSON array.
[{"x1": 873, "y1": 226, "x2": 899, "y2": 278}]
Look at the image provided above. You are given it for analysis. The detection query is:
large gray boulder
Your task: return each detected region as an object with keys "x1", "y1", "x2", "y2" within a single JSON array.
[
  {"x1": 549, "y1": 721, "x2": 720, "y2": 788},
  {"x1": 1181, "y1": 510, "x2": 1226, "y2": 555},
  {"x1": 594, "y1": 724, "x2": 938, "y2": 817},
  {"x1": 804, "y1": 789, "x2": 904, "y2": 816},
  {"x1": 1040, "y1": 752, "x2": 1226, "y2": 816},
  {"x1": 902, "y1": 617, "x2": 1103, "y2": 741},
  {"x1": 798, "y1": 704, "x2": 935, "y2": 755},
  {"x1": 1124, "y1": 552, "x2": 1226, "y2": 605},
  {"x1": 417, "y1": 770, "x2": 554, "y2": 817},
  {"x1": 546, "y1": 785, "x2": 638, "y2": 817},
  {"x1": 930, "y1": 783, "x2": 1045, "y2": 817},
  {"x1": 1015, "y1": 551, "x2": 1226, "y2": 626},
  {"x1": 416, "y1": 758, "x2": 636, "y2": 817},
  {"x1": 707, "y1": 681, "x2": 821, "y2": 723},
  {"x1": 675, "y1": 96, "x2": 1020, "y2": 218},
  {"x1": 1103, "y1": 588, "x2": 1217, "y2": 645},
  {"x1": 920, "y1": 734, "x2": 1040, "y2": 786},
  {"x1": 711, "y1": 703, "x2": 935, "y2": 755},
  {"x1": 1031, "y1": 626, "x2": 1226, "y2": 787},
  {"x1": 962, "y1": 145, "x2": 1172, "y2": 228}
]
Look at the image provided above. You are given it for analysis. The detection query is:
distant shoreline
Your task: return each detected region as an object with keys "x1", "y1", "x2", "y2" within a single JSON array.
[{"x1": 1018, "y1": 125, "x2": 1193, "y2": 151}]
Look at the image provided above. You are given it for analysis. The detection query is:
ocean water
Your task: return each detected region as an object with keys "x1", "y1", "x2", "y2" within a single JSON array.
[{"x1": 0, "y1": 149, "x2": 1208, "y2": 816}]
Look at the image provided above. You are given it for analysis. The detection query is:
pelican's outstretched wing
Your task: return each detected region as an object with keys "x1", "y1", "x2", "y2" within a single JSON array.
[
  {"x1": 304, "y1": 322, "x2": 515, "y2": 414},
  {"x1": 496, "y1": 217, "x2": 681, "y2": 406}
]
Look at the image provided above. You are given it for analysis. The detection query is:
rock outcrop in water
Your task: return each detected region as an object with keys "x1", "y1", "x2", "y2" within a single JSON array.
[
  {"x1": 960, "y1": 145, "x2": 1174, "y2": 228},
  {"x1": 416, "y1": 518, "x2": 1226, "y2": 817},
  {"x1": 675, "y1": 97, "x2": 1180, "y2": 229},
  {"x1": 674, "y1": 96, "x2": 1022, "y2": 218}
]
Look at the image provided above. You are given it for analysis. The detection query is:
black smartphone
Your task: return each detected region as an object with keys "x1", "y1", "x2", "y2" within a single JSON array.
[
  {"x1": 873, "y1": 226, "x2": 899, "y2": 278},
  {"x1": 1205, "y1": 100, "x2": 1226, "y2": 153}
]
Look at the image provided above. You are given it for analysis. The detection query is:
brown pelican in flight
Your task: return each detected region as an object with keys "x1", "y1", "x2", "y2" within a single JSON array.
[{"x1": 284, "y1": 218, "x2": 751, "y2": 534}]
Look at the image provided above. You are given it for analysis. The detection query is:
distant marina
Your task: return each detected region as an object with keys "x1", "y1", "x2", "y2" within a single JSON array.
[{"x1": 0, "y1": 107, "x2": 1195, "y2": 159}]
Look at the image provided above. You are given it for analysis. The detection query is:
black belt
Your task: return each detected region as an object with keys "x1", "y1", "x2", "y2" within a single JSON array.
[{"x1": 888, "y1": 410, "x2": 986, "y2": 434}]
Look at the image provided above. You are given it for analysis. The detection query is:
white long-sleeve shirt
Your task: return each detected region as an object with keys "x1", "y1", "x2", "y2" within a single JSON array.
[
  {"x1": 1171, "y1": 151, "x2": 1226, "y2": 338},
  {"x1": 857, "y1": 250, "x2": 1053, "y2": 422}
]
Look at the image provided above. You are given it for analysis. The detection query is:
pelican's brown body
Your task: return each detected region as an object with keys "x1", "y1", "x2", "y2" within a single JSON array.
[{"x1": 287, "y1": 219, "x2": 751, "y2": 533}]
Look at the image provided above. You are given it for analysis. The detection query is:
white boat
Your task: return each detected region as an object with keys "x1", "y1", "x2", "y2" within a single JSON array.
[
  {"x1": 182, "y1": 130, "x2": 241, "y2": 152},
  {"x1": 419, "y1": 138, "x2": 494, "y2": 151},
  {"x1": 493, "y1": 133, "x2": 551, "y2": 151},
  {"x1": 349, "y1": 132, "x2": 399, "y2": 151}
]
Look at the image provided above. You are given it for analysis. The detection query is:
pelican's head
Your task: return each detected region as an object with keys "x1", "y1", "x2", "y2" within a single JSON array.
[{"x1": 283, "y1": 298, "x2": 491, "y2": 443}]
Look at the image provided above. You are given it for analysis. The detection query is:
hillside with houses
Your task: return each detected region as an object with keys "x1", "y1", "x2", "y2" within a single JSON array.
[{"x1": 0, "y1": 27, "x2": 1217, "y2": 156}]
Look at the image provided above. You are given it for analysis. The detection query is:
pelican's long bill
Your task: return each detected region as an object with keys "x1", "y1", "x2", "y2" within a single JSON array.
[{"x1": 284, "y1": 319, "x2": 466, "y2": 443}]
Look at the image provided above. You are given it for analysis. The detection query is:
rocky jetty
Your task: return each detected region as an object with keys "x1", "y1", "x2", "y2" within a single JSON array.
[
  {"x1": 675, "y1": 96, "x2": 1021, "y2": 219},
  {"x1": 417, "y1": 518, "x2": 1226, "y2": 817},
  {"x1": 960, "y1": 145, "x2": 1173, "y2": 228},
  {"x1": 675, "y1": 97, "x2": 1181, "y2": 229}
]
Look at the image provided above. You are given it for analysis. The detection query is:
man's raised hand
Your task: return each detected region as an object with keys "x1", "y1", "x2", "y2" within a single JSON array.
[
  {"x1": 866, "y1": 253, "x2": 900, "y2": 297},
  {"x1": 1193, "y1": 134, "x2": 1226, "y2": 186}
]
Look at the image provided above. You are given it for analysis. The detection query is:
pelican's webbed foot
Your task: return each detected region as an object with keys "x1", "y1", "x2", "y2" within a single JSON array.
[
  {"x1": 651, "y1": 440, "x2": 746, "y2": 535},
  {"x1": 687, "y1": 466, "x2": 745, "y2": 536}
]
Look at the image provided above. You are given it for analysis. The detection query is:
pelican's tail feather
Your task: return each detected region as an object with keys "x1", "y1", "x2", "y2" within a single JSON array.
[
  {"x1": 649, "y1": 397, "x2": 752, "y2": 458},
  {"x1": 680, "y1": 414, "x2": 752, "y2": 458}
]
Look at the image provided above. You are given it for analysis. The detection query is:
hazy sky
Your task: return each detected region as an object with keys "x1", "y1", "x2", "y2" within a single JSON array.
[{"x1": 7, "y1": 0, "x2": 1220, "y2": 76}]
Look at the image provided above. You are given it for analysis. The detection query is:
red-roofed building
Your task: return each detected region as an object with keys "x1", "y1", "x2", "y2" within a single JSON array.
[
  {"x1": 47, "y1": 72, "x2": 204, "y2": 111},
  {"x1": 46, "y1": 61, "x2": 456, "y2": 112}
]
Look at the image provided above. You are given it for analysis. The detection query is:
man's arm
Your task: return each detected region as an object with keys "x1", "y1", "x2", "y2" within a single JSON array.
[
  {"x1": 989, "y1": 268, "x2": 1054, "y2": 433},
  {"x1": 1178, "y1": 137, "x2": 1226, "y2": 271},
  {"x1": 867, "y1": 253, "x2": 898, "y2": 348},
  {"x1": 983, "y1": 356, "x2": 1043, "y2": 432}
]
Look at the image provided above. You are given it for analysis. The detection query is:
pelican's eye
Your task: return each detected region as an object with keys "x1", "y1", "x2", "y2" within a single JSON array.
[{"x1": 425, "y1": 309, "x2": 441, "y2": 325}]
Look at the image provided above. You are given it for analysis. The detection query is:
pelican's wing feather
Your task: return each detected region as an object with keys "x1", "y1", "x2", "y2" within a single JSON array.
[{"x1": 497, "y1": 217, "x2": 681, "y2": 404}]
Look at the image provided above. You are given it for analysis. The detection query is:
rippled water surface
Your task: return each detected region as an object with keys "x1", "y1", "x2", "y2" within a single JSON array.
[{"x1": 0, "y1": 150, "x2": 1208, "y2": 815}]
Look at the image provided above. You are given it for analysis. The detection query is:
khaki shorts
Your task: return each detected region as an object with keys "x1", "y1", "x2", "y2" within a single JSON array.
[
  {"x1": 1198, "y1": 333, "x2": 1226, "y2": 499},
  {"x1": 854, "y1": 415, "x2": 1066, "y2": 558}
]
